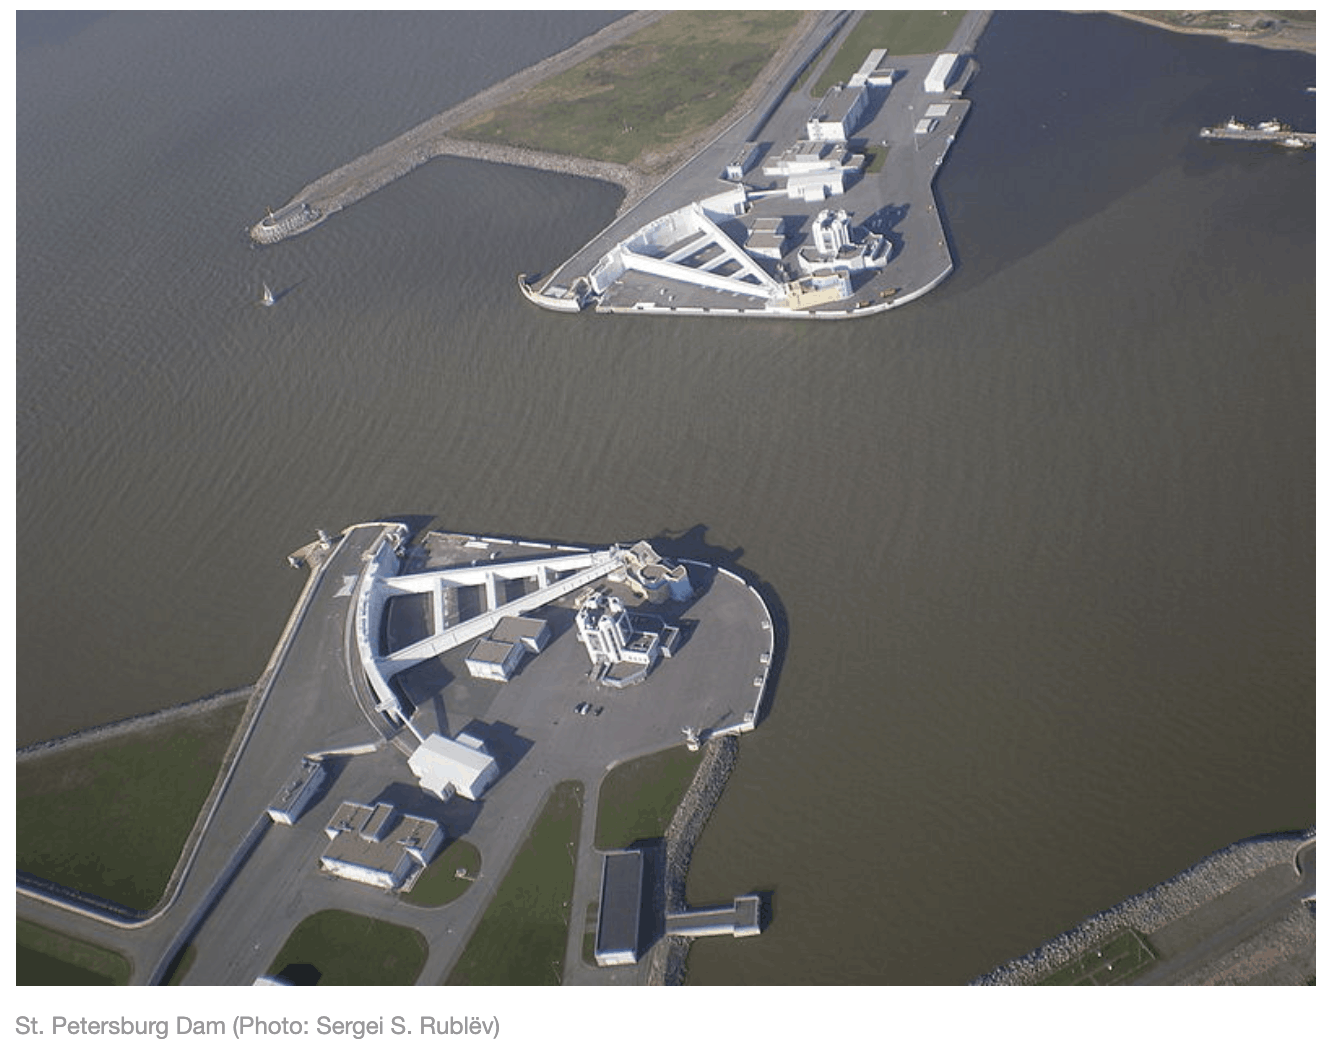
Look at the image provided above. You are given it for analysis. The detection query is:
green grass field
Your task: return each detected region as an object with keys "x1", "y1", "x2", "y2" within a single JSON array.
[
  {"x1": 267, "y1": 909, "x2": 428, "y2": 986},
  {"x1": 16, "y1": 702, "x2": 246, "y2": 912},
  {"x1": 1040, "y1": 929, "x2": 1158, "y2": 985},
  {"x1": 399, "y1": 839, "x2": 482, "y2": 908},
  {"x1": 445, "y1": 781, "x2": 583, "y2": 985},
  {"x1": 16, "y1": 919, "x2": 132, "y2": 986},
  {"x1": 813, "y1": 11, "x2": 965, "y2": 94},
  {"x1": 456, "y1": 11, "x2": 802, "y2": 165},
  {"x1": 595, "y1": 744, "x2": 701, "y2": 849}
]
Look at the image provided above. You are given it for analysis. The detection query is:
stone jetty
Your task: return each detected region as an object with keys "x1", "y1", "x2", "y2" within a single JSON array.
[
  {"x1": 643, "y1": 734, "x2": 740, "y2": 985},
  {"x1": 975, "y1": 830, "x2": 1316, "y2": 985},
  {"x1": 250, "y1": 9, "x2": 827, "y2": 245},
  {"x1": 250, "y1": 12, "x2": 666, "y2": 244}
]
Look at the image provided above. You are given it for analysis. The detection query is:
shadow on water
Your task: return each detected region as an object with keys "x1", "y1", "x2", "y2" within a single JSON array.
[{"x1": 935, "y1": 10, "x2": 1315, "y2": 297}]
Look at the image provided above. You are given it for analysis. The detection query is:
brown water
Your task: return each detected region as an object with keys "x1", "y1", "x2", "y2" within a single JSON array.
[{"x1": 16, "y1": 11, "x2": 1314, "y2": 983}]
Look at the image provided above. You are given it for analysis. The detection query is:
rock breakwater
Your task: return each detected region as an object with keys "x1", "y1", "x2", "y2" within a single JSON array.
[
  {"x1": 250, "y1": 12, "x2": 664, "y2": 244},
  {"x1": 17, "y1": 686, "x2": 253, "y2": 761},
  {"x1": 974, "y1": 829, "x2": 1316, "y2": 985},
  {"x1": 644, "y1": 734, "x2": 739, "y2": 985},
  {"x1": 249, "y1": 9, "x2": 826, "y2": 245}
]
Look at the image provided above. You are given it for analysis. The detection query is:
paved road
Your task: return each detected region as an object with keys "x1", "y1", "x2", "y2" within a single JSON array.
[{"x1": 1133, "y1": 838, "x2": 1317, "y2": 985}]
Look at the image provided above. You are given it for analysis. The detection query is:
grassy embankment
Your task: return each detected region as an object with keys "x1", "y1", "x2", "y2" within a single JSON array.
[
  {"x1": 445, "y1": 781, "x2": 584, "y2": 985},
  {"x1": 811, "y1": 10, "x2": 965, "y2": 95},
  {"x1": 1106, "y1": 11, "x2": 1315, "y2": 52},
  {"x1": 17, "y1": 702, "x2": 247, "y2": 912},
  {"x1": 16, "y1": 919, "x2": 133, "y2": 986},
  {"x1": 453, "y1": 10, "x2": 802, "y2": 167},
  {"x1": 266, "y1": 909, "x2": 429, "y2": 986},
  {"x1": 1039, "y1": 928, "x2": 1158, "y2": 985},
  {"x1": 595, "y1": 744, "x2": 702, "y2": 849},
  {"x1": 245, "y1": 752, "x2": 699, "y2": 984},
  {"x1": 16, "y1": 705, "x2": 703, "y2": 985},
  {"x1": 1121, "y1": 10, "x2": 1314, "y2": 30},
  {"x1": 399, "y1": 839, "x2": 483, "y2": 908}
]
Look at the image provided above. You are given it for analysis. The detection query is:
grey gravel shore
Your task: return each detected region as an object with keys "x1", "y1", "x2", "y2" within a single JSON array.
[
  {"x1": 17, "y1": 686, "x2": 254, "y2": 762},
  {"x1": 975, "y1": 829, "x2": 1316, "y2": 985}
]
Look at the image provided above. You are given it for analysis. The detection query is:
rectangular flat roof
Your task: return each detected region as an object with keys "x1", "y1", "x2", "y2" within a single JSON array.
[
  {"x1": 467, "y1": 637, "x2": 516, "y2": 665},
  {"x1": 595, "y1": 850, "x2": 645, "y2": 964},
  {"x1": 492, "y1": 615, "x2": 548, "y2": 642}
]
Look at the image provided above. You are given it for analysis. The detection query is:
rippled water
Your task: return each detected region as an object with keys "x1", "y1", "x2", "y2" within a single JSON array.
[{"x1": 16, "y1": 11, "x2": 1314, "y2": 983}]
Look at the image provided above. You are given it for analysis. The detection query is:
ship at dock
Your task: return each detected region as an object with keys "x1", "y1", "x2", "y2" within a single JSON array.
[{"x1": 1200, "y1": 117, "x2": 1314, "y2": 149}]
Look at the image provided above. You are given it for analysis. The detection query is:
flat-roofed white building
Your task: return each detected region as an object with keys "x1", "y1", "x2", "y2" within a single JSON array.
[
  {"x1": 724, "y1": 142, "x2": 761, "y2": 182},
  {"x1": 806, "y1": 83, "x2": 869, "y2": 142},
  {"x1": 465, "y1": 614, "x2": 551, "y2": 681},
  {"x1": 746, "y1": 217, "x2": 786, "y2": 260},
  {"x1": 492, "y1": 615, "x2": 551, "y2": 652},
  {"x1": 465, "y1": 637, "x2": 524, "y2": 681},
  {"x1": 408, "y1": 732, "x2": 500, "y2": 801},
  {"x1": 762, "y1": 140, "x2": 859, "y2": 202},
  {"x1": 850, "y1": 48, "x2": 893, "y2": 88},
  {"x1": 925, "y1": 53, "x2": 960, "y2": 94},
  {"x1": 267, "y1": 757, "x2": 326, "y2": 825},
  {"x1": 320, "y1": 801, "x2": 444, "y2": 891}
]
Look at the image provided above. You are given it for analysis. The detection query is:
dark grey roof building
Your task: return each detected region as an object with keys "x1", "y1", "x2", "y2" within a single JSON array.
[{"x1": 594, "y1": 849, "x2": 647, "y2": 967}]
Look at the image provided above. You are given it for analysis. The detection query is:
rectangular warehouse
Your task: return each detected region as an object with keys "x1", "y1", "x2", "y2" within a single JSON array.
[
  {"x1": 595, "y1": 850, "x2": 647, "y2": 967},
  {"x1": 408, "y1": 732, "x2": 500, "y2": 801},
  {"x1": 924, "y1": 53, "x2": 960, "y2": 94}
]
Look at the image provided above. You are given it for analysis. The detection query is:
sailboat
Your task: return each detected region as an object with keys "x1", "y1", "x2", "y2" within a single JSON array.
[{"x1": 261, "y1": 282, "x2": 276, "y2": 307}]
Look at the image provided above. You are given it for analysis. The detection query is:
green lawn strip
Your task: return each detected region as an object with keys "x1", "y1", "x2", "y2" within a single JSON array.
[
  {"x1": 455, "y1": 11, "x2": 802, "y2": 165},
  {"x1": 860, "y1": 145, "x2": 888, "y2": 175},
  {"x1": 595, "y1": 744, "x2": 701, "y2": 849},
  {"x1": 813, "y1": 11, "x2": 965, "y2": 95},
  {"x1": 267, "y1": 909, "x2": 428, "y2": 986},
  {"x1": 16, "y1": 919, "x2": 132, "y2": 985},
  {"x1": 399, "y1": 840, "x2": 482, "y2": 908},
  {"x1": 1039, "y1": 929, "x2": 1158, "y2": 985},
  {"x1": 17, "y1": 702, "x2": 247, "y2": 912},
  {"x1": 445, "y1": 781, "x2": 583, "y2": 985}
]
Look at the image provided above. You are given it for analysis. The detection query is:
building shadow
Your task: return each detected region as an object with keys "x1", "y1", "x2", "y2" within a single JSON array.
[
  {"x1": 274, "y1": 963, "x2": 322, "y2": 986},
  {"x1": 457, "y1": 719, "x2": 533, "y2": 777}
]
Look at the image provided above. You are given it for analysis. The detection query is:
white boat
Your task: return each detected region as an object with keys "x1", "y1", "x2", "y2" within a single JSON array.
[{"x1": 261, "y1": 283, "x2": 276, "y2": 307}]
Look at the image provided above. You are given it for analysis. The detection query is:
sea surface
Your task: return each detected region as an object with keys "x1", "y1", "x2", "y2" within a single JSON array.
[{"x1": 15, "y1": 11, "x2": 1315, "y2": 984}]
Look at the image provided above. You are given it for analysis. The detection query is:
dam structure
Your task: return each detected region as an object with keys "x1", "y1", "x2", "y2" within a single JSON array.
[
  {"x1": 18, "y1": 521, "x2": 778, "y2": 985},
  {"x1": 521, "y1": 42, "x2": 979, "y2": 320}
]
